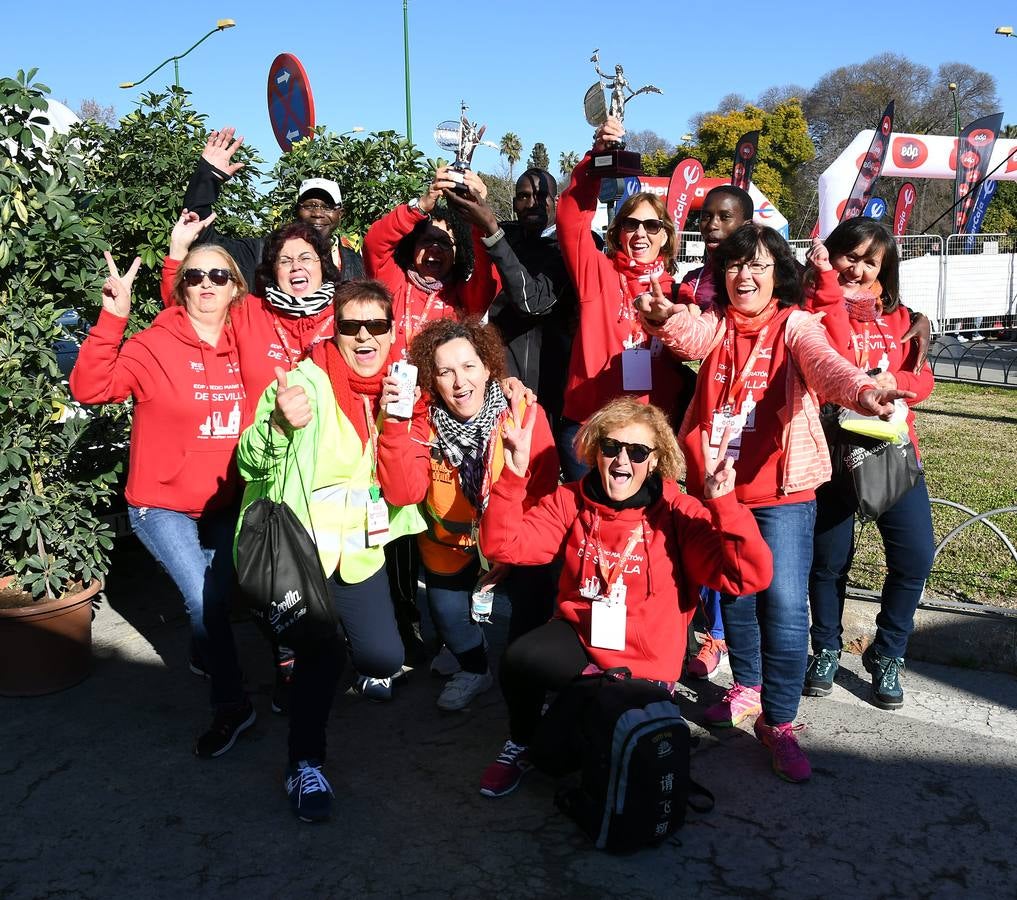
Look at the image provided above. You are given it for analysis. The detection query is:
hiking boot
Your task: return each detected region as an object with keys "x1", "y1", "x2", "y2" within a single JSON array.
[
  {"x1": 194, "y1": 698, "x2": 256, "y2": 758},
  {"x1": 687, "y1": 636, "x2": 728, "y2": 680},
  {"x1": 437, "y1": 670, "x2": 493, "y2": 711},
  {"x1": 753, "y1": 719, "x2": 812, "y2": 783},
  {"x1": 354, "y1": 675, "x2": 394, "y2": 702},
  {"x1": 703, "y1": 683, "x2": 762, "y2": 727},
  {"x1": 285, "y1": 760, "x2": 333, "y2": 823},
  {"x1": 430, "y1": 644, "x2": 461, "y2": 677},
  {"x1": 271, "y1": 658, "x2": 295, "y2": 715},
  {"x1": 862, "y1": 646, "x2": 905, "y2": 710},
  {"x1": 480, "y1": 740, "x2": 532, "y2": 798},
  {"x1": 803, "y1": 649, "x2": 840, "y2": 697}
]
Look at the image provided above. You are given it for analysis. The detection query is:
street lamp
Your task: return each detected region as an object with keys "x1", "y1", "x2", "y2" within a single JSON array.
[
  {"x1": 948, "y1": 82, "x2": 960, "y2": 137},
  {"x1": 119, "y1": 20, "x2": 236, "y2": 89},
  {"x1": 341, "y1": 127, "x2": 365, "y2": 136},
  {"x1": 403, "y1": 0, "x2": 413, "y2": 143},
  {"x1": 994, "y1": 26, "x2": 1014, "y2": 37}
]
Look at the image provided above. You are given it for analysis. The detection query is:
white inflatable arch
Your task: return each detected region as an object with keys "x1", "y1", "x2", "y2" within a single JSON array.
[{"x1": 818, "y1": 130, "x2": 1017, "y2": 238}]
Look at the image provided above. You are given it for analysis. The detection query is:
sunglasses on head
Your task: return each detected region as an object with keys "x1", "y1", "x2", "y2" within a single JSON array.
[
  {"x1": 182, "y1": 268, "x2": 234, "y2": 287},
  {"x1": 619, "y1": 216, "x2": 665, "y2": 236},
  {"x1": 598, "y1": 437, "x2": 656, "y2": 464},
  {"x1": 336, "y1": 318, "x2": 392, "y2": 337}
]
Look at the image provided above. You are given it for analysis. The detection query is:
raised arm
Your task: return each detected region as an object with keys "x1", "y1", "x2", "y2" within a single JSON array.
[{"x1": 377, "y1": 398, "x2": 433, "y2": 507}]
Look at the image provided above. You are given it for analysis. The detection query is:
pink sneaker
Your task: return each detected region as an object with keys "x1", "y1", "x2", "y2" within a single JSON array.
[
  {"x1": 687, "y1": 636, "x2": 728, "y2": 680},
  {"x1": 753, "y1": 719, "x2": 812, "y2": 783},
  {"x1": 479, "y1": 740, "x2": 532, "y2": 797},
  {"x1": 704, "y1": 683, "x2": 762, "y2": 726}
]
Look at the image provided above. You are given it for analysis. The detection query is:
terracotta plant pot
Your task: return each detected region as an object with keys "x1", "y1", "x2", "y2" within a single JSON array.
[{"x1": 0, "y1": 579, "x2": 101, "y2": 697}]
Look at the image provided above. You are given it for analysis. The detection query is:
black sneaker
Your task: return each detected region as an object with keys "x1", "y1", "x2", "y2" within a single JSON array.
[
  {"x1": 285, "y1": 760, "x2": 333, "y2": 823},
  {"x1": 271, "y1": 658, "x2": 295, "y2": 715},
  {"x1": 803, "y1": 649, "x2": 840, "y2": 697},
  {"x1": 862, "y1": 646, "x2": 905, "y2": 710},
  {"x1": 194, "y1": 699, "x2": 256, "y2": 758}
]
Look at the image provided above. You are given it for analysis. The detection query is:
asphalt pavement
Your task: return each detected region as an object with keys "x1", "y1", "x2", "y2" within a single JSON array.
[{"x1": 2, "y1": 543, "x2": 1016, "y2": 899}]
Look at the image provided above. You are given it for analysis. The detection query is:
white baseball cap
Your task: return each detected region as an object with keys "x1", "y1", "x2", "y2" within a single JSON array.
[{"x1": 298, "y1": 178, "x2": 342, "y2": 206}]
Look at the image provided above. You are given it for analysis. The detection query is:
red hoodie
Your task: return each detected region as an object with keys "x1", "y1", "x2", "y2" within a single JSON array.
[
  {"x1": 162, "y1": 256, "x2": 333, "y2": 404},
  {"x1": 480, "y1": 471, "x2": 773, "y2": 681},
  {"x1": 555, "y1": 154, "x2": 689, "y2": 425},
  {"x1": 363, "y1": 203, "x2": 500, "y2": 362},
  {"x1": 70, "y1": 307, "x2": 247, "y2": 517}
]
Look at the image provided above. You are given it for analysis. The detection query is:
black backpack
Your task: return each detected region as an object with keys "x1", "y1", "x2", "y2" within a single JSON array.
[{"x1": 531, "y1": 669, "x2": 713, "y2": 853}]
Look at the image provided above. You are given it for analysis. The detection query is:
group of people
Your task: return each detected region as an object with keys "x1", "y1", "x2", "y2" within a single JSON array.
[{"x1": 69, "y1": 115, "x2": 935, "y2": 824}]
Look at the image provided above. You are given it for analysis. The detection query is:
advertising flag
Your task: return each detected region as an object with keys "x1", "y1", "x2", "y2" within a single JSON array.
[
  {"x1": 892, "y1": 182, "x2": 916, "y2": 236},
  {"x1": 952, "y1": 113, "x2": 1004, "y2": 233},
  {"x1": 840, "y1": 101, "x2": 894, "y2": 222},
  {"x1": 666, "y1": 158, "x2": 705, "y2": 233},
  {"x1": 963, "y1": 179, "x2": 998, "y2": 251},
  {"x1": 731, "y1": 131, "x2": 760, "y2": 191}
]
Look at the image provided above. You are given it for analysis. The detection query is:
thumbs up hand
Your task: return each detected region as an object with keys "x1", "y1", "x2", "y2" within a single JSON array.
[{"x1": 271, "y1": 366, "x2": 312, "y2": 433}]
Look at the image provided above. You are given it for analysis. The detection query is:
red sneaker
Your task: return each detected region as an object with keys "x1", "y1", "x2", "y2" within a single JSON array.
[
  {"x1": 687, "y1": 636, "x2": 728, "y2": 680},
  {"x1": 753, "y1": 719, "x2": 812, "y2": 783},
  {"x1": 479, "y1": 740, "x2": 532, "y2": 798}
]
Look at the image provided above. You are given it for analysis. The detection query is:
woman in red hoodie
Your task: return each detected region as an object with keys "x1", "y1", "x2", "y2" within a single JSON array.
[
  {"x1": 803, "y1": 219, "x2": 935, "y2": 711},
  {"x1": 71, "y1": 249, "x2": 253, "y2": 759},
  {"x1": 555, "y1": 116, "x2": 695, "y2": 480},
  {"x1": 474, "y1": 397, "x2": 772, "y2": 798}
]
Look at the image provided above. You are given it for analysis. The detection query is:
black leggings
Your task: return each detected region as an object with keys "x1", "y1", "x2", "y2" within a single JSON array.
[{"x1": 499, "y1": 618, "x2": 590, "y2": 744}]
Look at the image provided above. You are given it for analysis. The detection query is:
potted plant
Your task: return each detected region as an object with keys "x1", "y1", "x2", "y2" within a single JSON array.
[{"x1": 0, "y1": 70, "x2": 116, "y2": 695}]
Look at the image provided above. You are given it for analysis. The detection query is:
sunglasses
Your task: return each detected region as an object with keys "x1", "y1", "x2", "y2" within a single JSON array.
[
  {"x1": 182, "y1": 268, "x2": 234, "y2": 287},
  {"x1": 336, "y1": 318, "x2": 392, "y2": 337},
  {"x1": 618, "y1": 216, "x2": 665, "y2": 236},
  {"x1": 598, "y1": 437, "x2": 656, "y2": 464}
]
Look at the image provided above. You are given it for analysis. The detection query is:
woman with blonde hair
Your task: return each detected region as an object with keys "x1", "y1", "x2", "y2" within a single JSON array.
[{"x1": 473, "y1": 397, "x2": 773, "y2": 797}]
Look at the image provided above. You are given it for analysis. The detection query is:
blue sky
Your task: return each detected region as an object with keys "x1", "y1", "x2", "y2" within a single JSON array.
[{"x1": 7, "y1": 1, "x2": 1017, "y2": 180}]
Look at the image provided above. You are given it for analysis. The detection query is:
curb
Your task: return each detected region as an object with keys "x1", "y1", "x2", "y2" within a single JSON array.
[{"x1": 843, "y1": 589, "x2": 1017, "y2": 675}]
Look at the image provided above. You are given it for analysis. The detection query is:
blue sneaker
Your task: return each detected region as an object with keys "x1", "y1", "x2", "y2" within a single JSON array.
[
  {"x1": 802, "y1": 649, "x2": 840, "y2": 697},
  {"x1": 862, "y1": 646, "x2": 905, "y2": 710},
  {"x1": 285, "y1": 760, "x2": 333, "y2": 823}
]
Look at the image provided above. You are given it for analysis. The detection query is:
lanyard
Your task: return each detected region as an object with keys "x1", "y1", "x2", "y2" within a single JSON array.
[
  {"x1": 616, "y1": 273, "x2": 646, "y2": 347},
  {"x1": 589, "y1": 517, "x2": 644, "y2": 594},
  {"x1": 723, "y1": 319, "x2": 771, "y2": 410},
  {"x1": 403, "y1": 283, "x2": 439, "y2": 346},
  {"x1": 272, "y1": 315, "x2": 334, "y2": 367},
  {"x1": 361, "y1": 394, "x2": 382, "y2": 501}
]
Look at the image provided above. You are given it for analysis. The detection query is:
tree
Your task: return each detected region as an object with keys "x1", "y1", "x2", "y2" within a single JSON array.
[
  {"x1": 624, "y1": 129, "x2": 675, "y2": 158},
  {"x1": 264, "y1": 127, "x2": 430, "y2": 248},
  {"x1": 526, "y1": 142, "x2": 550, "y2": 173},
  {"x1": 559, "y1": 150, "x2": 580, "y2": 180},
  {"x1": 499, "y1": 132, "x2": 522, "y2": 182},
  {"x1": 74, "y1": 98, "x2": 117, "y2": 128},
  {"x1": 477, "y1": 171, "x2": 514, "y2": 221}
]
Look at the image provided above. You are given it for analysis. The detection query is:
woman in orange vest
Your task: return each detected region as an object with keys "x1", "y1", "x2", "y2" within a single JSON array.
[{"x1": 378, "y1": 319, "x2": 560, "y2": 711}]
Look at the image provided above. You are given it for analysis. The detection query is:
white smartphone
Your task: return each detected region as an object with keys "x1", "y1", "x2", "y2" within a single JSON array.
[{"x1": 386, "y1": 361, "x2": 418, "y2": 419}]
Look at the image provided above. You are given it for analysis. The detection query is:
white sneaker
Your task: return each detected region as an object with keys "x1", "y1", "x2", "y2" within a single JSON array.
[
  {"x1": 430, "y1": 644, "x2": 461, "y2": 677},
  {"x1": 436, "y1": 670, "x2": 493, "y2": 711}
]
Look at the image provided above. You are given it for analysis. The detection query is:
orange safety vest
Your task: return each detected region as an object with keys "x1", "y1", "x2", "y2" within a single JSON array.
[{"x1": 419, "y1": 405, "x2": 517, "y2": 575}]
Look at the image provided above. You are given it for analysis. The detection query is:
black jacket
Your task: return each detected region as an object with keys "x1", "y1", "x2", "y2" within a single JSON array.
[{"x1": 181, "y1": 158, "x2": 364, "y2": 293}]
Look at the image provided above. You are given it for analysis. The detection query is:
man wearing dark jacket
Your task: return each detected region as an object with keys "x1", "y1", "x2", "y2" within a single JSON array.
[{"x1": 180, "y1": 126, "x2": 364, "y2": 292}]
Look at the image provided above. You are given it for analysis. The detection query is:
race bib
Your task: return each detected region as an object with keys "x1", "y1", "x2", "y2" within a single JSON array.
[{"x1": 622, "y1": 348, "x2": 653, "y2": 392}]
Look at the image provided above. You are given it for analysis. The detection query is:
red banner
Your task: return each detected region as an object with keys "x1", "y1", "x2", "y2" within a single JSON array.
[
  {"x1": 892, "y1": 182, "x2": 917, "y2": 236},
  {"x1": 952, "y1": 112, "x2": 1003, "y2": 233},
  {"x1": 731, "y1": 131, "x2": 760, "y2": 190},
  {"x1": 666, "y1": 159, "x2": 705, "y2": 233},
  {"x1": 841, "y1": 101, "x2": 894, "y2": 222}
]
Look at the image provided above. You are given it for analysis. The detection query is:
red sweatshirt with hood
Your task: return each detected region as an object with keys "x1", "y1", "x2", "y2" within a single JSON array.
[
  {"x1": 480, "y1": 471, "x2": 773, "y2": 682},
  {"x1": 70, "y1": 306, "x2": 248, "y2": 517}
]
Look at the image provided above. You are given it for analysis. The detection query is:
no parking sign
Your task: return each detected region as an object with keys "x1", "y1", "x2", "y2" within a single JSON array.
[{"x1": 268, "y1": 53, "x2": 315, "y2": 152}]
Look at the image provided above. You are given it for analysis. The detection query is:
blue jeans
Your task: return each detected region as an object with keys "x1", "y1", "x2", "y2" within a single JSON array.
[
  {"x1": 700, "y1": 587, "x2": 725, "y2": 640},
  {"x1": 558, "y1": 417, "x2": 591, "y2": 483},
  {"x1": 128, "y1": 504, "x2": 243, "y2": 705},
  {"x1": 721, "y1": 500, "x2": 815, "y2": 726},
  {"x1": 810, "y1": 475, "x2": 934, "y2": 659}
]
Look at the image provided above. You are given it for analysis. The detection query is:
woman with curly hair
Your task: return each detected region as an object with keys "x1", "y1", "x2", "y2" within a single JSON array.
[
  {"x1": 474, "y1": 397, "x2": 773, "y2": 797},
  {"x1": 363, "y1": 167, "x2": 500, "y2": 363},
  {"x1": 377, "y1": 318, "x2": 560, "y2": 711}
]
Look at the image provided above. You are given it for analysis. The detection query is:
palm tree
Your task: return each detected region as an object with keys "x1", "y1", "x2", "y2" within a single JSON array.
[
  {"x1": 499, "y1": 132, "x2": 522, "y2": 181},
  {"x1": 559, "y1": 150, "x2": 580, "y2": 179}
]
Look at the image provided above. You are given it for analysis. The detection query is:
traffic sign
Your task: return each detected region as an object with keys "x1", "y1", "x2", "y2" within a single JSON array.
[{"x1": 268, "y1": 53, "x2": 315, "y2": 152}]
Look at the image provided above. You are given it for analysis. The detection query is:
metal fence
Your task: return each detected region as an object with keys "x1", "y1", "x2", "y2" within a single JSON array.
[{"x1": 674, "y1": 230, "x2": 1017, "y2": 339}]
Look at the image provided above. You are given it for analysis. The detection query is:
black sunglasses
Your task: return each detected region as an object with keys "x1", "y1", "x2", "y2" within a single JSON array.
[
  {"x1": 618, "y1": 216, "x2": 665, "y2": 236},
  {"x1": 598, "y1": 437, "x2": 656, "y2": 464},
  {"x1": 182, "y1": 268, "x2": 234, "y2": 287},
  {"x1": 336, "y1": 318, "x2": 392, "y2": 337}
]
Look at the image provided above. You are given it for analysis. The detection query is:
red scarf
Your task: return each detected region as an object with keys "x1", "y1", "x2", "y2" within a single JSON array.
[
  {"x1": 727, "y1": 296, "x2": 780, "y2": 335},
  {"x1": 612, "y1": 252, "x2": 667, "y2": 296},
  {"x1": 311, "y1": 342, "x2": 385, "y2": 448},
  {"x1": 843, "y1": 281, "x2": 884, "y2": 323}
]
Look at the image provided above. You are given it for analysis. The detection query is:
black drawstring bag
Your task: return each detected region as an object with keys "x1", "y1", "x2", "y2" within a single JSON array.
[
  {"x1": 236, "y1": 497, "x2": 337, "y2": 647},
  {"x1": 235, "y1": 424, "x2": 336, "y2": 647}
]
